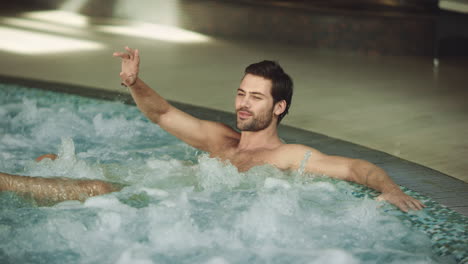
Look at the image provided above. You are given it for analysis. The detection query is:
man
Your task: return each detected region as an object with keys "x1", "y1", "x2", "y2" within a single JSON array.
[{"x1": 0, "y1": 47, "x2": 424, "y2": 212}]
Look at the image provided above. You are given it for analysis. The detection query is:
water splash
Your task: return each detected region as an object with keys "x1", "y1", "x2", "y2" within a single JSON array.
[
  {"x1": 298, "y1": 150, "x2": 312, "y2": 175},
  {"x1": 0, "y1": 85, "x2": 456, "y2": 264},
  {"x1": 24, "y1": 137, "x2": 106, "y2": 180}
]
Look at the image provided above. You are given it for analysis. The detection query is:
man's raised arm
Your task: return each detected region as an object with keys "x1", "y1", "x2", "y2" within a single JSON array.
[
  {"x1": 112, "y1": 47, "x2": 238, "y2": 152},
  {"x1": 113, "y1": 47, "x2": 170, "y2": 124}
]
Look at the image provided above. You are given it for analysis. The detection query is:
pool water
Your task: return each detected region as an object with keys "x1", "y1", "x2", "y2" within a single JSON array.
[{"x1": 0, "y1": 84, "x2": 466, "y2": 264}]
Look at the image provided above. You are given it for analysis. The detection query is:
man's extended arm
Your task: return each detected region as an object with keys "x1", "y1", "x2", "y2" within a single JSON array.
[
  {"x1": 348, "y1": 159, "x2": 425, "y2": 212},
  {"x1": 291, "y1": 146, "x2": 425, "y2": 212},
  {"x1": 0, "y1": 172, "x2": 122, "y2": 205},
  {"x1": 113, "y1": 47, "x2": 239, "y2": 152},
  {"x1": 113, "y1": 47, "x2": 175, "y2": 124}
]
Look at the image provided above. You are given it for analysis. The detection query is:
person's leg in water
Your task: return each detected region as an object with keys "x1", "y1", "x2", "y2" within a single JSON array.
[{"x1": 0, "y1": 154, "x2": 124, "y2": 205}]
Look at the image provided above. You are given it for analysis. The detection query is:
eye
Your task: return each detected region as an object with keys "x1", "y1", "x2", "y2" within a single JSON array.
[
  {"x1": 237, "y1": 92, "x2": 245, "y2": 96},
  {"x1": 253, "y1": 96, "x2": 261, "y2": 100}
]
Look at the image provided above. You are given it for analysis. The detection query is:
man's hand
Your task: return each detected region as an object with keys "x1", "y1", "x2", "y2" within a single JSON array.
[
  {"x1": 376, "y1": 188, "x2": 425, "y2": 212},
  {"x1": 35, "y1": 153, "x2": 58, "y2": 162},
  {"x1": 113, "y1": 46, "x2": 140, "y2": 87}
]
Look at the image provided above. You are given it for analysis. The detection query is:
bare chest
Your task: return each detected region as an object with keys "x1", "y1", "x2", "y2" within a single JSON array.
[{"x1": 211, "y1": 148, "x2": 286, "y2": 172}]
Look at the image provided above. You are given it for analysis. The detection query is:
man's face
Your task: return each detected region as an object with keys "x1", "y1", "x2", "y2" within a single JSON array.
[{"x1": 235, "y1": 74, "x2": 276, "y2": 131}]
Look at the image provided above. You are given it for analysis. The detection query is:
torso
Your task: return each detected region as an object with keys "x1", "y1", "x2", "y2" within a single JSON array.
[
  {"x1": 209, "y1": 139, "x2": 292, "y2": 172},
  {"x1": 203, "y1": 124, "x2": 312, "y2": 173}
]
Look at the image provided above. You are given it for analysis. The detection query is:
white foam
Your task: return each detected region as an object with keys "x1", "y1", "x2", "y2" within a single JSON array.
[
  {"x1": 93, "y1": 113, "x2": 141, "y2": 139},
  {"x1": 140, "y1": 187, "x2": 169, "y2": 198},
  {"x1": 0, "y1": 151, "x2": 15, "y2": 160},
  {"x1": 159, "y1": 200, "x2": 177, "y2": 208},
  {"x1": 146, "y1": 158, "x2": 184, "y2": 170},
  {"x1": 204, "y1": 257, "x2": 230, "y2": 264},
  {"x1": 10, "y1": 98, "x2": 38, "y2": 124},
  {"x1": 58, "y1": 137, "x2": 77, "y2": 161},
  {"x1": 84, "y1": 195, "x2": 127, "y2": 209},
  {"x1": 25, "y1": 137, "x2": 105, "y2": 179},
  {"x1": 53, "y1": 200, "x2": 83, "y2": 209},
  {"x1": 116, "y1": 250, "x2": 153, "y2": 264},
  {"x1": 98, "y1": 211, "x2": 122, "y2": 232},
  {"x1": 310, "y1": 181, "x2": 337, "y2": 192},
  {"x1": 32, "y1": 110, "x2": 91, "y2": 143},
  {"x1": 1, "y1": 134, "x2": 30, "y2": 147},
  {"x1": 197, "y1": 154, "x2": 242, "y2": 191},
  {"x1": 309, "y1": 249, "x2": 359, "y2": 264},
  {"x1": 0, "y1": 87, "x2": 440, "y2": 264},
  {"x1": 264, "y1": 177, "x2": 291, "y2": 189}
]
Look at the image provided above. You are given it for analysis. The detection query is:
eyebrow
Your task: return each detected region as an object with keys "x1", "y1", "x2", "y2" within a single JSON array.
[{"x1": 237, "y1": 88, "x2": 266, "y2": 97}]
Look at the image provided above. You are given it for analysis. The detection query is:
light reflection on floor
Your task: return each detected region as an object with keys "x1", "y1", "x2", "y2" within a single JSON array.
[{"x1": 0, "y1": 25, "x2": 104, "y2": 54}]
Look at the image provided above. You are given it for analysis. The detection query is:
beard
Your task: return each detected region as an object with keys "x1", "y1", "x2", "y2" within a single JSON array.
[{"x1": 236, "y1": 107, "x2": 274, "y2": 131}]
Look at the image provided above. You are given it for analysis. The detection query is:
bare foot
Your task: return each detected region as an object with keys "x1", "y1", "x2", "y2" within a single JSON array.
[{"x1": 35, "y1": 154, "x2": 58, "y2": 162}]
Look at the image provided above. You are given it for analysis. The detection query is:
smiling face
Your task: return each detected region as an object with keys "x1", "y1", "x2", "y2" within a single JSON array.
[{"x1": 235, "y1": 74, "x2": 277, "y2": 131}]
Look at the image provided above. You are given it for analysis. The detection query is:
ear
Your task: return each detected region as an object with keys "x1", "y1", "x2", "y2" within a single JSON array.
[{"x1": 273, "y1": 100, "x2": 287, "y2": 116}]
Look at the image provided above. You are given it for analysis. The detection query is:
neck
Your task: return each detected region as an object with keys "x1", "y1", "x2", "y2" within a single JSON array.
[{"x1": 237, "y1": 124, "x2": 283, "y2": 151}]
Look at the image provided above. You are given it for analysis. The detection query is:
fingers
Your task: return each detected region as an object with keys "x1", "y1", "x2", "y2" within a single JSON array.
[
  {"x1": 406, "y1": 201, "x2": 418, "y2": 212},
  {"x1": 125, "y1": 46, "x2": 134, "y2": 53},
  {"x1": 375, "y1": 194, "x2": 384, "y2": 201},
  {"x1": 400, "y1": 197, "x2": 427, "y2": 212},
  {"x1": 415, "y1": 202, "x2": 424, "y2": 210},
  {"x1": 377, "y1": 193, "x2": 426, "y2": 213},
  {"x1": 134, "y1": 49, "x2": 140, "y2": 63},
  {"x1": 113, "y1": 52, "x2": 130, "y2": 59},
  {"x1": 412, "y1": 199, "x2": 426, "y2": 210},
  {"x1": 396, "y1": 201, "x2": 409, "y2": 212},
  {"x1": 125, "y1": 46, "x2": 137, "y2": 60},
  {"x1": 404, "y1": 196, "x2": 425, "y2": 211},
  {"x1": 113, "y1": 46, "x2": 139, "y2": 60},
  {"x1": 35, "y1": 153, "x2": 58, "y2": 162}
]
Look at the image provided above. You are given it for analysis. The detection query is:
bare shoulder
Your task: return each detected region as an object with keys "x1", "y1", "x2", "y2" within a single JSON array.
[
  {"x1": 277, "y1": 144, "x2": 322, "y2": 156},
  {"x1": 200, "y1": 121, "x2": 240, "y2": 150},
  {"x1": 273, "y1": 144, "x2": 325, "y2": 170},
  {"x1": 203, "y1": 121, "x2": 239, "y2": 139},
  {"x1": 280, "y1": 144, "x2": 358, "y2": 178}
]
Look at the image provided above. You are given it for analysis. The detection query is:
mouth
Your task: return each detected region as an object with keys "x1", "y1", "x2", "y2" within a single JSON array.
[{"x1": 237, "y1": 110, "x2": 252, "y2": 120}]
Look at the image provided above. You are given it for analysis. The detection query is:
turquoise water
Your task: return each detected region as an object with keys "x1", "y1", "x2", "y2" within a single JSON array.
[{"x1": 0, "y1": 84, "x2": 466, "y2": 264}]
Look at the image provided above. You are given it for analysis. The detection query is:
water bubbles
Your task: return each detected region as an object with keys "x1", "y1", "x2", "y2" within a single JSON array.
[
  {"x1": 264, "y1": 177, "x2": 291, "y2": 190},
  {"x1": 197, "y1": 154, "x2": 243, "y2": 191},
  {"x1": 93, "y1": 113, "x2": 140, "y2": 139},
  {"x1": 0, "y1": 86, "x2": 447, "y2": 264},
  {"x1": 116, "y1": 249, "x2": 153, "y2": 264},
  {"x1": 25, "y1": 137, "x2": 106, "y2": 180},
  {"x1": 204, "y1": 257, "x2": 231, "y2": 264},
  {"x1": 309, "y1": 249, "x2": 359, "y2": 264},
  {"x1": 58, "y1": 137, "x2": 77, "y2": 161},
  {"x1": 10, "y1": 98, "x2": 39, "y2": 125}
]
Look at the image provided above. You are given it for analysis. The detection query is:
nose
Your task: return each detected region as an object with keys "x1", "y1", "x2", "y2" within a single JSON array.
[{"x1": 239, "y1": 95, "x2": 251, "y2": 108}]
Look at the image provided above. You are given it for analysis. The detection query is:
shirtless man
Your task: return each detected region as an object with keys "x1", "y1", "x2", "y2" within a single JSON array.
[{"x1": 0, "y1": 47, "x2": 424, "y2": 212}]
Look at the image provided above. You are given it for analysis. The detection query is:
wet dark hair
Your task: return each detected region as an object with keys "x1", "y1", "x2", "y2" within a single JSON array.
[{"x1": 244, "y1": 60, "x2": 293, "y2": 124}]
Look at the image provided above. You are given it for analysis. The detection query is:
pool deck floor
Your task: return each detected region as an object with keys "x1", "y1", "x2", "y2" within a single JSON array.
[{"x1": 0, "y1": 8, "x2": 467, "y2": 216}]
